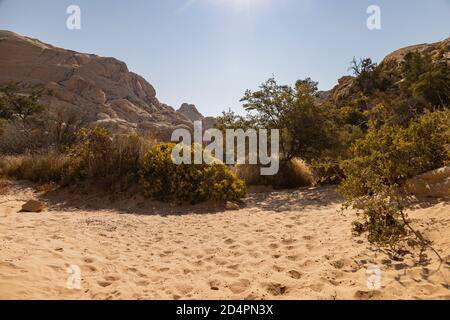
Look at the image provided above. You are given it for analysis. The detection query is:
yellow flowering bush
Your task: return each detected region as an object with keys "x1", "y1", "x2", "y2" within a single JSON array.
[{"x1": 140, "y1": 143, "x2": 246, "y2": 204}]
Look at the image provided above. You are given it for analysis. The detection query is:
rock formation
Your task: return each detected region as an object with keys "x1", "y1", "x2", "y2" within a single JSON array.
[
  {"x1": 405, "y1": 167, "x2": 450, "y2": 198},
  {"x1": 177, "y1": 103, "x2": 217, "y2": 130},
  {"x1": 323, "y1": 37, "x2": 450, "y2": 104},
  {"x1": 0, "y1": 30, "x2": 193, "y2": 140}
]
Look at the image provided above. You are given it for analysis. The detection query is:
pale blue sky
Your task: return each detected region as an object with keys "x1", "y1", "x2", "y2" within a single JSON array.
[{"x1": 0, "y1": 0, "x2": 449, "y2": 116}]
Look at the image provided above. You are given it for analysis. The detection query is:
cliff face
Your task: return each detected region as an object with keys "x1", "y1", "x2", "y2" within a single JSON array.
[{"x1": 0, "y1": 30, "x2": 192, "y2": 140}]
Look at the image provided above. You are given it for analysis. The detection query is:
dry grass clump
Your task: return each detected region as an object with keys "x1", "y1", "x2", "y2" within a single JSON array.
[
  {"x1": 232, "y1": 158, "x2": 314, "y2": 189},
  {"x1": 0, "y1": 153, "x2": 71, "y2": 183},
  {"x1": 0, "y1": 130, "x2": 155, "y2": 192},
  {"x1": 0, "y1": 179, "x2": 10, "y2": 195}
]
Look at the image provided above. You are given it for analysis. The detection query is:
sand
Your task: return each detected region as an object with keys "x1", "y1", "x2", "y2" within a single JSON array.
[{"x1": 0, "y1": 181, "x2": 449, "y2": 300}]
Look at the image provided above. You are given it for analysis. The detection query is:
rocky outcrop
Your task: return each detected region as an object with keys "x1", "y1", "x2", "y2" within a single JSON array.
[
  {"x1": 404, "y1": 167, "x2": 450, "y2": 198},
  {"x1": 176, "y1": 103, "x2": 216, "y2": 130},
  {"x1": 324, "y1": 37, "x2": 450, "y2": 104},
  {"x1": 0, "y1": 30, "x2": 192, "y2": 139},
  {"x1": 177, "y1": 103, "x2": 204, "y2": 122}
]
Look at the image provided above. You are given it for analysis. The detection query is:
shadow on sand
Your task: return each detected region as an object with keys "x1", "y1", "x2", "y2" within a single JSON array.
[{"x1": 38, "y1": 183, "x2": 345, "y2": 217}]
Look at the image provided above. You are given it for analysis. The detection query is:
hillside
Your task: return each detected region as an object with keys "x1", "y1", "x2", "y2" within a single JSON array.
[{"x1": 323, "y1": 37, "x2": 450, "y2": 104}]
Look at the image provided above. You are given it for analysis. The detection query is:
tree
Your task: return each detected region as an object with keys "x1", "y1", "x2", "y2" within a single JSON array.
[
  {"x1": 349, "y1": 57, "x2": 379, "y2": 93},
  {"x1": 240, "y1": 77, "x2": 336, "y2": 161},
  {"x1": 401, "y1": 51, "x2": 450, "y2": 107},
  {"x1": 0, "y1": 83, "x2": 45, "y2": 124}
]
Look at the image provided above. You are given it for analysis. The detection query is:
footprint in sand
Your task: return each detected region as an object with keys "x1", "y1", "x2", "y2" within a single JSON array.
[
  {"x1": 266, "y1": 283, "x2": 288, "y2": 296},
  {"x1": 286, "y1": 255, "x2": 300, "y2": 261},
  {"x1": 281, "y1": 238, "x2": 296, "y2": 245},
  {"x1": 104, "y1": 275, "x2": 120, "y2": 282},
  {"x1": 330, "y1": 258, "x2": 353, "y2": 270},
  {"x1": 273, "y1": 265, "x2": 285, "y2": 272},
  {"x1": 83, "y1": 257, "x2": 95, "y2": 264},
  {"x1": 219, "y1": 270, "x2": 239, "y2": 278},
  {"x1": 224, "y1": 238, "x2": 234, "y2": 245},
  {"x1": 228, "y1": 279, "x2": 251, "y2": 294},
  {"x1": 175, "y1": 284, "x2": 194, "y2": 295},
  {"x1": 288, "y1": 270, "x2": 302, "y2": 279},
  {"x1": 136, "y1": 280, "x2": 149, "y2": 286},
  {"x1": 97, "y1": 281, "x2": 112, "y2": 287},
  {"x1": 354, "y1": 290, "x2": 382, "y2": 299},
  {"x1": 209, "y1": 280, "x2": 221, "y2": 291}
]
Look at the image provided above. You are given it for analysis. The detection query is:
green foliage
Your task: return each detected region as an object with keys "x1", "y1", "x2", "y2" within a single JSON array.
[
  {"x1": 350, "y1": 191, "x2": 407, "y2": 250},
  {"x1": 238, "y1": 77, "x2": 337, "y2": 161},
  {"x1": 340, "y1": 110, "x2": 450, "y2": 199},
  {"x1": 69, "y1": 127, "x2": 113, "y2": 179},
  {"x1": 339, "y1": 110, "x2": 450, "y2": 249},
  {"x1": 0, "y1": 83, "x2": 45, "y2": 122},
  {"x1": 140, "y1": 143, "x2": 246, "y2": 204},
  {"x1": 215, "y1": 109, "x2": 251, "y2": 132},
  {"x1": 349, "y1": 57, "x2": 379, "y2": 93},
  {"x1": 401, "y1": 51, "x2": 450, "y2": 106},
  {"x1": 310, "y1": 158, "x2": 344, "y2": 185}
]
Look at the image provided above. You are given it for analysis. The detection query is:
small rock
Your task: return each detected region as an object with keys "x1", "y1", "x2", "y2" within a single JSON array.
[
  {"x1": 20, "y1": 200, "x2": 45, "y2": 213},
  {"x1": 225, "y1": 201, "x2": 240, "y2": 210}
]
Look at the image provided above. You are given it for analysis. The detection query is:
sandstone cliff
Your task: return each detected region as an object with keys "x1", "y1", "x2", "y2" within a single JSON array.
[{"x1": 0, "y1": 30, "x2": 193, "y2": 140}]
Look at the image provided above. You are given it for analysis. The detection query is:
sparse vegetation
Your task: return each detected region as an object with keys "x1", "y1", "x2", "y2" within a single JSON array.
[{"x1": 0, "y1": 43, "x2": 448, "y2": 245}]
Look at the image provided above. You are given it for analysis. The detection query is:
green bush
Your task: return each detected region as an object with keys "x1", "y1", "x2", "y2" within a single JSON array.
[
  {"x1": 340, "y1": 110, "x2": 450, "y2": 199},
  {"x1": 339, "y1": 110, "x2": 450, "y2": 249},
  {"x1": 310, "y1": 158, "x2": 344, "y2": 185},
  {"x1": 350, "y1": 191, "x2": 407, "y2": 250},
  {"x1": 140, "y1": 143, "x2": 246, "y2": 204}
]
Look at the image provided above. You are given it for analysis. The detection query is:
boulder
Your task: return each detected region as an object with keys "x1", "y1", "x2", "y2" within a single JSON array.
[
  {"x1": 404, "y1": 167, "x2": 450, "y2": 198},
  {"x1": 225, "y1": 201, "x2": 240, "y2": 211},
  {"x1": 21, "y1": 200, "x2": 45, "y2": 213}
]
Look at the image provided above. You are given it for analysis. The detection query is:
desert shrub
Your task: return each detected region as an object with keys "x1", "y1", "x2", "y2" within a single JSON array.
[
  {"x1": 0, "y1": 153, "x2": 72, "y2": 183},
  {"x1": 401, "y1": 51, "x2": 449, "y2": 106},
  {"x1": 350, "y1": 191, "x2": 407, "y2": 250},
  {"x1": 68, "y1": 128, "x2": 154, "y2": 190},
  {"x1": 231, "y1": 158, "x2": 314, "y2": 189},
  {"x1": 339, "y1": 110, "x2": 450, "y2": 250},
  {"x1": 69, "y1": 127, "x2": 113, "y2": 178},
  {"x1": 0, "y1": 179, "x2": 9, "y2": 195},
  {"x1": 340, "y1": 110, "x2": 450, "y2": 199},
  {"x1": 310, "y1": 158, "x2": 344, "y2": 185},
  {"x1": 0, "y1": 128, "x2": 154, "y2": 191},
  {"x1": 140, "y1": 143, "x2": 246, "y2": 204}
]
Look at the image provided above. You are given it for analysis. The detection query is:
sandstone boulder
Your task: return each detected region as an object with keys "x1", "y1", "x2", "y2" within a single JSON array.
[
  {"x1": 21, "y1": 200, "x2": 45, "y2": 213},
  {"x1": 404, "y1": 167, "x2": 450, "y2": 198},
  {"x1": 226, "y1": 201, "x2": 240, "y2": 211}
]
